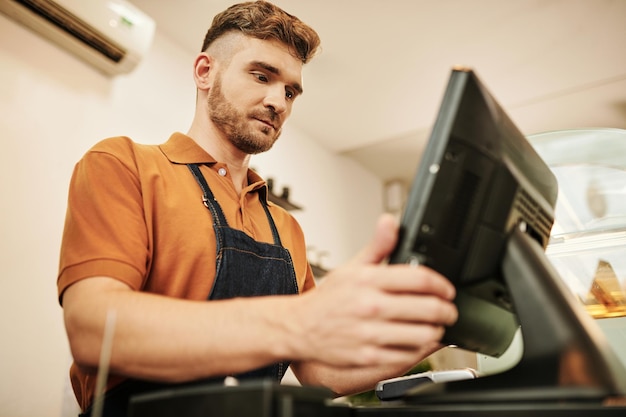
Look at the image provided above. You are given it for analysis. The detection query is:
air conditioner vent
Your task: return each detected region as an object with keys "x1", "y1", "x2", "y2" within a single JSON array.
[
  {"x1": 16, "y1": 0, "x2": 125, "y2": 62},
  {"x1": 0, "y1": 0, "x2": 155, "y2": 76}
]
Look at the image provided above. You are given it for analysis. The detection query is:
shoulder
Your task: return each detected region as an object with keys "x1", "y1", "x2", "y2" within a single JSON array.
[
  {"x1": 265, "y1": 205, "x2": 315, "y2": 292},
  {"x1": 88, "y1": 136, "x2": 159, "y2": 158},
  {"x1": 81, "y1": 136, "x2": 164, "y2": 171},
  {"x1": 267, "y1": 203, "x2": 306, "y2": 241}
]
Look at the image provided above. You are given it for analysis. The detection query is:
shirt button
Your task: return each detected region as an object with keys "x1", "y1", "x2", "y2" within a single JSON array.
[{"x1": 218, "y1": 167, "x2": 227, "y2": 176}]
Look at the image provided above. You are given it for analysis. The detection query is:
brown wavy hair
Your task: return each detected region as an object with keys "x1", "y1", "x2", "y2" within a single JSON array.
[{"x1": 201, "y1": 1, "x2": 321, "y2": 64}]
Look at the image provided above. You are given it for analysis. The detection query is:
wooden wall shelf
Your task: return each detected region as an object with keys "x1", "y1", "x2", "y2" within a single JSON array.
[
  {"x1": 267, "y1": 192, "x2": 302, "y2": 211},
  {"x1": 266, "y1": 178, "x2": 302, "y2": 211}
]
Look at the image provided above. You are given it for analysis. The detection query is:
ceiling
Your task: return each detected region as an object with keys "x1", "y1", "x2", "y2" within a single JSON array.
[{"x1": 128, "y1": 0, "x2": 626, "y2": 184}]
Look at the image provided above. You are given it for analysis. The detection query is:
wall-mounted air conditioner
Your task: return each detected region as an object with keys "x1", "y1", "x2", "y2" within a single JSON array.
[{"x1": 0, "y1": 0, "x2": 155, "y2": 76}]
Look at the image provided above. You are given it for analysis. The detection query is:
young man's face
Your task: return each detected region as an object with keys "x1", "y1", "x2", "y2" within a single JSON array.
[{"x1": 208, "y1": 36, "x2": 304, "y2": 155}]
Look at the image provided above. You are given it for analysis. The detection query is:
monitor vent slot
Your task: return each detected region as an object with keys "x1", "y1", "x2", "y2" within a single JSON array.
[{"x1": 514, "y1": 188, "x2": 553, "y2": 246}]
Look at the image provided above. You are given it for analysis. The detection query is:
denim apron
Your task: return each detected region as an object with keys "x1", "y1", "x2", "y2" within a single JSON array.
[{"x1": 80, "y1": 163, "x2": 299, "y2": 417}]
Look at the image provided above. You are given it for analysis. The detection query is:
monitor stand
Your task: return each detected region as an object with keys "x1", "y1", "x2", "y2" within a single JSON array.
[{"x1": 402, "y1": 226, "x2": 626, "y2": 406}]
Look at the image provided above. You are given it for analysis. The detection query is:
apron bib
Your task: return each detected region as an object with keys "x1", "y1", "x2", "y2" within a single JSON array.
[{"x1": 188, "y1": 163, "x2": 299, "y2": 381}]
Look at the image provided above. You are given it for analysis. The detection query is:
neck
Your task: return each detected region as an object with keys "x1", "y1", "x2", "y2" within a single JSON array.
[{"x1": 187, "y1": 118, "x2": 251, "y2": 195}]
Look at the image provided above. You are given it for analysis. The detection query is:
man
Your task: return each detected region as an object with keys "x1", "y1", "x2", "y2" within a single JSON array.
[{"x1": 58, "y1": 1, "x2": 458, "y2": 416}]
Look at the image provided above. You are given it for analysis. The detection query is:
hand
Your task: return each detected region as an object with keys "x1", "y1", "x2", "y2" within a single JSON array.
[{"x1": 292, "y1": 214, "x2": 458, "y2": 368}]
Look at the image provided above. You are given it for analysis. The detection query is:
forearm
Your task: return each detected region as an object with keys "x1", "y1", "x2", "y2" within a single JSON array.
[
  {"x1": 291, "y1": 343, "x2": 440, "y2": 397},
  {"x1": 63, "y1": 277, "x2": 299, "y2": 382},
  {"x1": 62, "y1": 215, "x2": 458, "y2": 387}
]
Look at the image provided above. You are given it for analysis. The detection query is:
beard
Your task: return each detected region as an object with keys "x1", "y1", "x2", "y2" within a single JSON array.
[{"x1": 207, "y1": 76, "x2": 282, "y2": 155}]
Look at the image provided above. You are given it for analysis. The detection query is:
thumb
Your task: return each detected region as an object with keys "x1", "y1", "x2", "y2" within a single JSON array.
[{"x1": 352, "y1": 213, "x2": 400, "y2": 265}]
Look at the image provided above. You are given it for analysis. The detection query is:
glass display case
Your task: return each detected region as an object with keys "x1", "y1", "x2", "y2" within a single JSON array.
[{"x1": 529, "y1": 128, "x2": 626, "y2": 319}]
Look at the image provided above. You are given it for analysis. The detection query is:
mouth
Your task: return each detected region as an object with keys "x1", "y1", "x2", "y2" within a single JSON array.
[{"x1": 254, "y1": 117, "x2": 276, "y2": 130}]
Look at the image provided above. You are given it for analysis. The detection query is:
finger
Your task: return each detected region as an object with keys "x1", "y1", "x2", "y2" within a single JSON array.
[
  {"x1": 345, "y1": 323, "x2": 447, "y2": 366},
  {"x1": 352, "y1": 286, "x2": 458, "y2": 325},
  {"x1": 363, "y1": 321, "x2": 446, "y2": 347},
  {"x1": 351, "y1": 213, "x2": 399, "y2": 265},
  {"x1": 361, "y1": 263, "x2": 456, "y2": 301},
  {"x1": 380, "y1": 294, "x2": 458, "y2": 326}
]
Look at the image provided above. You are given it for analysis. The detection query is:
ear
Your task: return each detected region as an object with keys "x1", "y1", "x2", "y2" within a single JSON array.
[{"x1": 193, "y1": 52, "x2": 213, "y2": 91}]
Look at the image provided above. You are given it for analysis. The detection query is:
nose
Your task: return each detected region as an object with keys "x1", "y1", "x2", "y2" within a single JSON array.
[{"x1": 263, "y1": 86, "x2": 288, "y2": 115}]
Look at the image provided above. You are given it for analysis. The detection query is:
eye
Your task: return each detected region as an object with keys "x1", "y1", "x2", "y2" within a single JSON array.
[
  {"x1": 253, "y1": 73, "x2": 269, "y2": 83},
  {"x1": 285, "y1": 89, "x2": 295, "y2": 100}
]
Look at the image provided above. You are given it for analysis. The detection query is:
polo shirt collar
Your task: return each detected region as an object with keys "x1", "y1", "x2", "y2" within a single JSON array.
[
  {"x1": 160, "y1": 132, "x2": 267, "y2": 197},
  {"x1": 160, "y1": 132, "x2": 216, "y2": 165}
]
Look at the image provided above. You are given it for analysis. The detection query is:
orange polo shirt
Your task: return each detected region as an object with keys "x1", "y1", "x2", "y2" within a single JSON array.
[{"x1": 57, "y1": 132, "x2": 315, "y2": 410}]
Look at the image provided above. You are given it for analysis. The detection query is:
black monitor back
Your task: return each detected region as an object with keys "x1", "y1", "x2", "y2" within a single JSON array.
[{"x1": 389, "y1": 68, "x2": 558, "y2": 357}]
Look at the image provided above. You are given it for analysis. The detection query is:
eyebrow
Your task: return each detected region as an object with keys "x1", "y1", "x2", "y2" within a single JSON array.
[{"x1": 252, "y1": 60, "x2": 304, "y2": 95}]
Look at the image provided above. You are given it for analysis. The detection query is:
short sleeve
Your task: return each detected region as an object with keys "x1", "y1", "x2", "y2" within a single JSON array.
[{"x1": 57, "y1": 138, "x2": 150, "y2": 303}]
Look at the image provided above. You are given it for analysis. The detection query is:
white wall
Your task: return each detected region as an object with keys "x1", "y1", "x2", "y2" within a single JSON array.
[
  {"x1": 252, "y1": 125, "x2": 385, "y2": 269},
  {"x1": 0, "y1": 14, "x2": 383, "y2": 417}
]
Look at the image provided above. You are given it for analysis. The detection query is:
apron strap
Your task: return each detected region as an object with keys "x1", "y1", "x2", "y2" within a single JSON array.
[
  {"x1": 187, "y1": 164, "x2": 282, "y2": 246},
  {"x1": 187, "y1": 163, "x2": 228, "y2": 228},
  {"x1": 258, "y1": 187, "x2": 283, "y2": 247}
]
